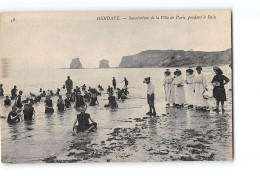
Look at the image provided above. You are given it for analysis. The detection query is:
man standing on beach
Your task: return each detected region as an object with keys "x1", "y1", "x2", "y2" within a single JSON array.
[
  {"x1": 65, "y1": 76, "x2": 73, "y2": 94},
  {"x1": 112, "y1": 77, "x2": 117, "y2": 90},
  {"x1": 143, "y1": 77, "x2": 156, "y2": 116},
  {"x1": 121, "y1": 77, "x2": 129, "y2": 88}
]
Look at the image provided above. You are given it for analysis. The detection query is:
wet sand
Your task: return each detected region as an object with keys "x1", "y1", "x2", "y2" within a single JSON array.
[{"x1": 42, "y1": 105, "x2": 232, "y2": 163}]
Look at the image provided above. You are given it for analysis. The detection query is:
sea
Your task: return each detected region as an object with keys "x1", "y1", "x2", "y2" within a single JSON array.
[{"x1": 0, "y1": 66, "x2": 232, "y2": 163}]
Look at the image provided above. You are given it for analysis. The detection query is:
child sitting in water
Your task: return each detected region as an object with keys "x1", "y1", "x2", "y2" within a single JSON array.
[
  {"x1": 64, "y1": 93, "x2": 72, "y2": 108},
  {"x1": 7, "y1": 105, "x2": 21, "y2": 124},
  {"x1": 57, "y1": 95, "x2": 65, "y2": 112},
  {"x1": 104, "y1": 93, "x2": 118, "y2": 108},
  {"x1": 73, "y1": 106, "x2": 97, "y2": 133},
  {"x1": 4, "y1": 96, "x2": 11, "y2": 106},
  {"x1": 44, "y1": 95, "x2": 54, "y2": 113}
]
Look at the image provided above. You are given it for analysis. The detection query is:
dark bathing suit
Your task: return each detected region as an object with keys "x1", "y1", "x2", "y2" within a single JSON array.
[
  {"x1": 45, "y1": 99, "x2": 54, "y2": 113},
  {"x1": 23, "y1": 107, "x2": 34, "y2": 121},
  {"x1": 7, "y1": 111, "x2": 20, "y2": 124},
  {"x1": 76, "y1": 113, "x2": 97, "y2": 132}
]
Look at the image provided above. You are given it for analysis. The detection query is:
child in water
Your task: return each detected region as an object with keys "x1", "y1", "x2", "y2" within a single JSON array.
[
  {"x1": 4, "y1": 96, "x2": 11, "y2": 106},
  {"x1": 64, "y1": 93, "x2": 72, "y2": 108},
  {"x1": 11, "y1": 86, "x2": 17, "y2": 100},
  {"x1": 7, "y1": 105, "x2": 21, "y2": 124},
  {"x1": 16, "y1": 90, "x2": 23, "y2": 109},
  {"x1": 73, "y1": 106, "x2": 97, "y2": 133},
  {"x1": 44, "y1": 95, "x2": 54, "y2": 113},
  {"x1": 84, "y1": 91, "x2": 90, "y2": 102},
  {"x1": 23, "y1": 104, "x2": 35, "y2": 122},
  {"x1": 57, "y1": 95, "x2": 65, "y2": 112},
  {"x1": 89, "y1": 89, "x2": 99, "y2": 106},
  {"x1": 104, "y1": 92, "x2": 118, "y2": 108}
]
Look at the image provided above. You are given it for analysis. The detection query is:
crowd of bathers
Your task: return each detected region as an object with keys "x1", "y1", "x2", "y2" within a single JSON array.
[{"x1": 0, "y1": 76, "x2": 130, "y2": 125}]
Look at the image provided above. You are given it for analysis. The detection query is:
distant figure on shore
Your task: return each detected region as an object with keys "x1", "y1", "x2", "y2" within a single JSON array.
[
  {"x1": 11, "y1": 85, "x2": 17, "y2": 100},
  {"x1": 4, "y1": 96, "x2": 11, "y2": 106},
  {"x1": 194, "y1": 66, "x2": 208, "y2": 110},
  {"x1": 163, "y1": 69, "x2": 173, "y2": 106},
  {"x1": 7, "y1": 105, "x2": 21, "y2": 124},
  {"x1": 112, "y1": 77, "x2": 117, "y2": 90},
  {"x1": 121, "y1": 77, "x2": 129, "y2": 88},
  {"x1": 143, "y1": 77, "x2": 156, "y2": 116},
  {"x1": 0, "y1": 84, "x2": 4, "y2": 96},
  {"x1": 65, "y1": 76, "x2": 73, "y2": 94},
  {"x1": 57, "y1": 95, "x2": 65, "y2": 112},
  {"x1": 211, "y1": 67, "x2": 230, "y2": 112},
  {"x1": 73, "y1": 106, "x2": 97, "y2": 133},
  {"x1": 185, "y1": 69, "x2": 195, "y2": 108},
  {"x1": 16, "y1": 91, "x2": 23, "y2": 109},
  {"x1": 23, "y1": 104, "x2": 35, "y2": 122},
  {"x1": 174, "y1": 70, "x2": 186, "y2": 107},
  {"x1": 44, "y1": 95, "x2": 54, "y2": 114}
]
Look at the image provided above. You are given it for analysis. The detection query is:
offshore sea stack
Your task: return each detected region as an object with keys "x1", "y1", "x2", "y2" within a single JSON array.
[
  {"x1": 70, "y1": 58, "x2": 83, "y2": 69},
  {"x1": 99, "y1": 59, "x2": 110, "y2": 68}
]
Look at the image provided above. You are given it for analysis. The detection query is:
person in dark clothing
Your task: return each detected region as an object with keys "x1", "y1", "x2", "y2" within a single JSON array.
[
  {"x1": 82, "y1": 84, "x2": 86, "y2": 91},
  {"x1": 50, "y1": 90, "x2": 54, "y2": 96},
  {"x1": 98, "y1": 85, "x2": 104, "y2": 91},
  {"x1": 75, "y1": 91, "x2": 85, "y2": 109},
  {"x1": 104, "y1": 93, "x2": 118, "y2": 108},
  {"x1": 35, "y1": 95, "x2": 42, "y2": 103},
  {"x1": 112, "y1": 77, "x2": 117, "y2": 90},
  {"x1": 64, "y1": 93, "x2": 72, "y2": 108},
  {"x1": 7, "y1": 106, "x2": 20, "y2": 124},
  {"x1": 73, "y1": 106, "x2": 97, "y2": 133},
  {"x1": 55, "y1": 88, "x2": 60, "y2": 96},
  {"x1": 11, "y1": 86, "x2": 17, "y2": 100},
  {"x1": 0, "y1": 84, "x2": 4, "y2": 96},
  {"x1": 62, "y1": 85, "x2": 65, "y2": 89},
  {"x1": 16, "y1": 91, "x2": 23, "y2": 109},
  {"x1": 71, "y1": 89, "x2": 77, "y2": 102},
  {"x1": 39, "y1": 88, "x2": 42, "y2": 92},
  {"x1": 117, "y1": 88, "x2": 122, "y2": 99},
  {"x1": 84, "y1": 91, "x2": 90, "y2": 102},
  {"x1": 211, "y1": 67, "x2": 230, "y2": 112},
  {"x1": 121, "y1": 77, "x2": 129, "y2": 88},
  {"x1": 41, "y1": 91, "x2": 46, "y2": 97},
  {"x1": 65, "y1": 76, "x2": 73, "y2": 94},
  {"x1": 23, "y1": 104, "x2": 35, "y2": 122},
  {"x1": 89, "y1": 89, "x2": 99, "y2": 106},
  {"x1": 4, "y1": 96, "x2": 11, "y2": 106},
  {"x1": 44, "y1": 95, "x2": 54, "y2": 113},
  {"x1": 57, "y1": 95, "x2": 65, "y2": 112},
  {"x1": 122, "y1": 88, "x2": 129, "y2": 97}
]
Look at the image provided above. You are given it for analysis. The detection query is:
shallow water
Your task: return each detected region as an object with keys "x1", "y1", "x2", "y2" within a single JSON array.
[{"x1": 0, "y1": 66, "x2": 232, "y2": 163}]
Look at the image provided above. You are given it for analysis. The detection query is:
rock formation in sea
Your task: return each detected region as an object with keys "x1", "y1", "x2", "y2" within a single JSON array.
[
  {"x1": 70, "y1": 58, "x2": 83, "y2": 69},
  {"x1": 118, "y1": 49, "x2": 231, "y2": 68},
  {"x1": 99, "y1": 59, "x2": 110, "y2": 68}
]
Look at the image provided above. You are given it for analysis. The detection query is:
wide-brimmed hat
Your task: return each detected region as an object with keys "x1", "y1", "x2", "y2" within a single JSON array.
[
  {"x1": 143, "y1": 77, "x2": 150, "y2": 83},
  {"x1": 174, "y1": 69, "x2": 181, "y2": 75},
  {"x1": 196, "y1": 66, "x2": 202, "y2": 70},
  {"x1": 213, "y1": 67, "x2": 223, "y2": 74},
  {"x1": 164, "y1": 69, "x2": 171, "y2": 75},
  {"x1": 186, "y1": 69, "x2": 194, "y2": 74}
]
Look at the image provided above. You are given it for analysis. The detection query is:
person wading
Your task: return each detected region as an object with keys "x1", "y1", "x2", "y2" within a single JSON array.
[
  {"x1": 143, "y1": 77, "x2": 156, "y2": 116},
  {"x1": 65, "y1": 76, "x2": 73, "y2": 94}
]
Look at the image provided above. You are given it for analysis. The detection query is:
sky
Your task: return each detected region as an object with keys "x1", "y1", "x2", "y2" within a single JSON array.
[{"x1": 0, "y1": 10, "x2": 231, "y2": 69}]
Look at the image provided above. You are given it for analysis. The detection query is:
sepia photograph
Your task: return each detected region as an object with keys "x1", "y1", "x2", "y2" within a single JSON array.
[{"x1": 0, "y1": 10, "x2": 232, "y2": 164}]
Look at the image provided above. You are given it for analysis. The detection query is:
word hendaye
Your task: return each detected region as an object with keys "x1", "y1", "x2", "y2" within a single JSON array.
[{"x1": 97, "y1": 16, "x2": 120, "y2": 20}]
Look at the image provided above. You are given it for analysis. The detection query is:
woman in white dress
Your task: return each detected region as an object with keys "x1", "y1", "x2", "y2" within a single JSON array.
[
  {"x1": 185, "y1": 69, "x2": 195, "y2": 108},
  {"x1": 170, "y1": 73, "x2": 175, "y2": 106},
  {"x1": 194, "y1": 66, "x2": 209, "y2": 109},
  {"x1": 163, "y1": 69, "x2": 173, "y2": 106},
  {"x1": 174, "y1": 70, "x2": 186, "y2": 107}
]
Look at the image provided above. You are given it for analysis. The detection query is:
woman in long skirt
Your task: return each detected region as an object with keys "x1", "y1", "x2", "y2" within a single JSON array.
[
  {"x1": 163, "y1": 69, "x2": 173, "y2": 106},
  {"x1": 211, "y1": 67, "x2": 230, "y2": 112},
  {"x1": 174, "y1": 70, "x2": 185, "y2": 107},
  {"x1": 194, "y1": 66, "x2": 209, "y2": 109},
  {"x1": 185, "y1": 69, "x2": 195, "y2": 108}
]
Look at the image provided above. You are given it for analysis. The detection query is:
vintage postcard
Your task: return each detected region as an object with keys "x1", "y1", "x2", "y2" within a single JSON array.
[{"x1": 0, "y1": 10, "x2": 232, "y2": 163}]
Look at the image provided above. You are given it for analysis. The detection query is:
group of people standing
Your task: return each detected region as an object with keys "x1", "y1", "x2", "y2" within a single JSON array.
[{"x1": 163, "y1": 66, "x2": 230, "y2": 112}]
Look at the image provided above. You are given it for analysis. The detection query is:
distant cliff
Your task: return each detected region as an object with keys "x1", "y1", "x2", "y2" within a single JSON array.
[
  {"x1": 70, "y1": 58, "x2": 83, "y2": 69},
  {"x1": 99, "y1": 59, "x2": 110, "y2": 68},
  {"x1": 118, "y1": 49, "x2": 231, "y2": 68}
]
